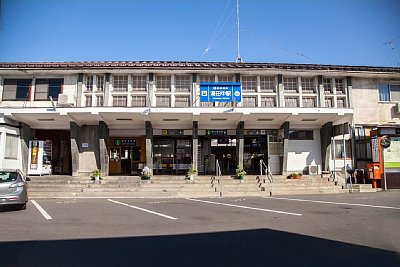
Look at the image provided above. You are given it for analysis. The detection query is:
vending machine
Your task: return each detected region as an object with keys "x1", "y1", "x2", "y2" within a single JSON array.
[{"x1": 27, "y1": 140, "x2": 53, "y2": 176}]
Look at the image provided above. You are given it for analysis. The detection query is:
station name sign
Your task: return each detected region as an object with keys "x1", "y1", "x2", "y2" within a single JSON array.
[
  {"x1": 200, "y1": 82, "x2": 241, "y2": 102},
  {"x1": 206, "y1": 130, "x2": 227, "y2": 136},
  {"x1": 162, "y1": 129, "x2": 184, "y2": 135}
]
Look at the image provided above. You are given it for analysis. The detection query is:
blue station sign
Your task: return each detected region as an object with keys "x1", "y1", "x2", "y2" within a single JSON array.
[{"x1": 200, "y1": 82, "x2": 242, "y2": 102}]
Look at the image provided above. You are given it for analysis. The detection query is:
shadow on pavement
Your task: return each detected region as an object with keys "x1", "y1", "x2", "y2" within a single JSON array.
[{"x1": 1, "y1": 228, "x2": 399, "y2": 267}]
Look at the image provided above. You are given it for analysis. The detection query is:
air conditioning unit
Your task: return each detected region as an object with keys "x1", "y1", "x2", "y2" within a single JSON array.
[
  {"x1": 396, "y1": 103, "x2": 400, "y2": 114},
  {"x1": 57, "y1": 94, "x2": 75, "y2": 106},
  {"x1": 308, "y1": 165, "x2": 319, "y2": 175}
]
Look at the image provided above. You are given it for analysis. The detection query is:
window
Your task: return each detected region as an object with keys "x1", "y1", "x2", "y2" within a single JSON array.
[
  {"x1": 85, "y1": 75, "x2": 93, "y2": 92},
  {"x1": 85, "y1": 96, "x2": 92, "y2": 107},
  {"x1": 2, "y1": 79, "x2": 31, "y2": 100},
  {"x1": 34, "y1": 79, "x2": 63, "y2": 100},
  {"x1": 96, "y1": 75, "x2": 105, "y2": 91},
  {"x1": 323, "y1": 78, "x2": 332, "y2": 94},
  {"x1": 332, "y1": 139, "x2": 351, "y2": 159},
  {"x1": 175, "y1": 96, "x2": 190, "y2": 107},
  {"x1": 283, "y1": 77, "x2": 298, "y2": 92},
  {"x1": 335, "y1": 78, "x2": 345, "y2": 94},
  {"x1": 285, "y1": 97, "x2": 298, "y2": 107},
  {"x1": 175, "y1": 75, "x2": 191, "y2": 92},
  {"x1": 260, "y1": 76, "x2": 275, "y2": 92},
  {"x1": 132, "y1": 75, "x2": 147, "y2": 91},
  {"x1": 113, "y1": 96, "x2": 127, "y2": 107},
  {"x1": 261, "y1": 96, "x2": 276, "y2": 107},
  {"x1": 289, "y1": 130, "x2": 313, "y2": 140},
  {"x1": 113, "y1": 76, "x2": 128, "y2": 91},
  {"x1": 96, "y1": 95, "x2": 104, "y2": 107},
  {"x1": 242, "y1": 96, "x2": 257, "y2": 107},
  {"x1": 379, "y1": 84, "x2": 400, "y2": 102},
  {"x1": 156, "y1": 96, "x2": 171, "y2": 107},
  {"x1": 325, "y1": 97, "x2": 333, "y2": 108},
  {"x1": 132, "y1": 96, "x2": 146, "y2": 107},
  {"x1": 242, "y1": 76, "x2": 257, "y2": 92},
  {"x1": 5, "y1": 134, "x2": 18, "y2": 159},
  {"x1": 302, "y1": 97, "x2": 316, "y2": 107},
  {"x1": 301, "y1": 77, "x2": 315, "y2": 93},
  {"x1": 199, "y1": 75, "x2": 214, "y2": 82},
  {"x1": 337, "y1": 98, "x2": 346, "y2": 108},
  {"x1": 156, "y1": 75, "x2": 171, "y2": 91},
  {"x1": 218, "y1": 75, "x2": 233, "y2": 82}
]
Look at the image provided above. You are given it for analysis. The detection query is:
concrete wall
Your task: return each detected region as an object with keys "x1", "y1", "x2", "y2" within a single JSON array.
[
  {"x1": 0, "y1": 117, "x2": 23, "y2": 171},
  {"x1": 352, "y1": 77, "x2": 400, "y2": 125},
  {"x1": 287, "y1": 129, "x2": 322, "y2": 173}
]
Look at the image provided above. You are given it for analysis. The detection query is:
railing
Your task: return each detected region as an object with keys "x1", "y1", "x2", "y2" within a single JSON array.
[
  {"x1": 216, "y1": 159, "x2": 223, "y2": 197},
  {"x1": 260, "y1": 159, "x2": 273, "y2": 183}
]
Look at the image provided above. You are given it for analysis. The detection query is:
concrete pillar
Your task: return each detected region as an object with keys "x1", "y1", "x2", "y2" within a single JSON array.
[
  {"x1": 19, "y1": 122, "x2": 35, "y2": 175},
  {"x1": 70, "y1": 122, "x2": 80, "y2": 176},
  {"x1": 318, "y1": 75, "x2": 324, "y2": 107},
  {"x1": 347, "y1": 76, "x2": 352, "y2": 108},
  {"x1": 192, "y1": 121, "x2": 198, "y2": 173},
  {"x1": 277, "y1": 74, "x2": 284, "y2": 107},
  {"x1": 104, "y1": 74, "x2": 111, "y2": 107},
  {"x1": 236, "y1": 121, "x2": 244, "y2": 169},
  {"x1": 320, "y1": 122, "x2": 333, "y2": 172},
  {"x1": 76, "y1": 74, "x2": 83, "y2": 107},
  {"x1": 145, "y1": 121, "x2": 153, "y2": 170},
  {"x1": 281, "y1": 121, "x2": 290, "y2": 175},
  {"x1": 98, "y1": 121, "x2": 109, "y2": 176}
]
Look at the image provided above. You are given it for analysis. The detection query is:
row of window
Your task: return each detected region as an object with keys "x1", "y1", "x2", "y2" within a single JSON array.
[
  {"x1": 84, "y1": 95, "x2": 348, "y2": 108},
  {"x1": 3, "y1": 79, "x2": 63, "y2": 101},
  {"x1": 83, "y1": 74, "x2": 347, "y2": 93}
]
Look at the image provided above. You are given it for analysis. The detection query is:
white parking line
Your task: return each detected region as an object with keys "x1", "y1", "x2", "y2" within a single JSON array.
[
  {"x1": 185, "y1": 198, "x2": 303, "y2": 216},
  {"x1": 107, "y1": 199, "x2": 178, "y2": 220},
  {"x1": 30, "y1": 200, "x2": 52, "y2": 220},
  {"x1": 264, "y1": 196, "x2": 400, "y2": 210}
]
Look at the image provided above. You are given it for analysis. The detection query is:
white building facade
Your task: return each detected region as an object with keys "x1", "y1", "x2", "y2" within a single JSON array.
[{"x1": 0, "y1": 62, "x2": 399, "y2": 187}]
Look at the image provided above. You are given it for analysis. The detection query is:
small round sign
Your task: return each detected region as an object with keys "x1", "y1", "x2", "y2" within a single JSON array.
[{"x1": 380, "y1": 135, "x2": 391, "y2": 148}]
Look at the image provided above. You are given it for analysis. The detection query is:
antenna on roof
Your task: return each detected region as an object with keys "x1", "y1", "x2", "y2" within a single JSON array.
[
  {"x1": 235, "y1": 0, "x2": 242, "y2": 63},
  {"x1": 384, "y1": 39, "x2": 400, "y2": 66}
]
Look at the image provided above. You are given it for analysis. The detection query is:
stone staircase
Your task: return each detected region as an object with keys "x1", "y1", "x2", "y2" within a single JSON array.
[{"x1": 27, "y1": 173, "x2": 377, "y2": 199}]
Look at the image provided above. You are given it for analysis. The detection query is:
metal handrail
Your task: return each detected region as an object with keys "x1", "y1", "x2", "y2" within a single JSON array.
[
  {"x1": 216, "y1": 159, "x2": 223, "y2": 197},
  {"x1": 260, "y1": 159, "x2": 273, "y2": 183}
]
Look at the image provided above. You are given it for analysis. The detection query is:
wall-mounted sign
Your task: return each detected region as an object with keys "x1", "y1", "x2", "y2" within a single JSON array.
[
  {"x1": 371, "y1": 137, "x2": 379, "y2": 162},
  {"x1": 162, "y1": 129, "x2": 184, "y2": 135},
  {"x1": 244, "y1": 129, "x2": 277, "y2": 136},
  {"x1": 200, "y1": 82, "x2": 241, "y2": 102},
  {"x1": 114, "y1": 138, "x2": 137, "y2": 146},
  {"x1": 206, "y1": 130, "x2": 227, "y2": 136},
  {"x1": 82, "y1": 143, "x2": 89, "y2": 148}
]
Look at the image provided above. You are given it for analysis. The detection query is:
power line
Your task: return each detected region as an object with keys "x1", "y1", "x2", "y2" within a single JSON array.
[{"x1": 383, "y1": 39, "x2": 400, "y2": 66}]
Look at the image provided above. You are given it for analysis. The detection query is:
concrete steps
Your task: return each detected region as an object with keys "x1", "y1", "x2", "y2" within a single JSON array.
[
  {"x1": 27, "y1": 173, "x2": 378, "y2": 199},
  {"x1": 350, "y1": 184, "x2": 378, "y2": 193}
]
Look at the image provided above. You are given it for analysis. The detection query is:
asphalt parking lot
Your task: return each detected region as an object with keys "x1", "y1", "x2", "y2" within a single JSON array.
[{"x1": 1, "y1": 192, "x2": 400, "y2": 267}]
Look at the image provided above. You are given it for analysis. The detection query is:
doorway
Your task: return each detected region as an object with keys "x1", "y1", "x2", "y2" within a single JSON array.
[{"x1": 210, "y1": 138, "x2": 236, "y2": 175}]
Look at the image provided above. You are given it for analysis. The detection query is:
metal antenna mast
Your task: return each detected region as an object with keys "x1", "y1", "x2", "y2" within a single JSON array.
[
  {"x1": 384, "y1": 40, "x2": 400, "y2": 66},
  {"x1": 236, "y1": 0, "x2": 242, "y2": 63}
]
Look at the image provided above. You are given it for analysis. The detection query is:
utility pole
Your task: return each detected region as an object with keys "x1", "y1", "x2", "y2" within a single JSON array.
[{"x1": 235, "y1": 0, "x2": 242, "y2": 63}]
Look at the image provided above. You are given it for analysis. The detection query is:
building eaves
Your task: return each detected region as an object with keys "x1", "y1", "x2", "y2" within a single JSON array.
[{"x1": 0, "y1": 61, "x2": 399, "y2": 73}]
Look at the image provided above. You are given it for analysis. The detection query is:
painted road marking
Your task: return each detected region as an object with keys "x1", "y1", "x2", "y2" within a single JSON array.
[
  {"x1": 264, "y1": 196, "x2": 400, "y2": 210},
  {"x1": 185, "y1": 198, "x2": 303, "y2": 216},
  {"x1": 31, "y1": 200, "x2": 52, "y2": 220},
  {"x1": 108, "y1": 199, "x2": 178, "y2": 220}
]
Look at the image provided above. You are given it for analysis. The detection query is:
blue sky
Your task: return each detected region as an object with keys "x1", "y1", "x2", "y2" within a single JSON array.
[{"x1": 0, "y1": 0, "x2": 399, "y2": 66}]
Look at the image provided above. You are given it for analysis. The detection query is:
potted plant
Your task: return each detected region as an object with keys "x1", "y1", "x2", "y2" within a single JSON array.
[
  {"x1": 141, "y1": 166, "x2": 152, "y2": 180},
  {"x1": 236, "y1": 166, "x2": 246, "y2": 181},
  {"x1": 92, "y1": 169, "x2": 101, "y2": 182},
  {"x1": 288, "y1": 172, "x2": 302, "y2": 179},
  {"x1": 187, "y1": 166, "x2": 197, "y2": 180}
]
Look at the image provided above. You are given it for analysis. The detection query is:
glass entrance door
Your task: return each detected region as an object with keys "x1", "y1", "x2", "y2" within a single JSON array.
[{"x1": 211, "y1": 138, "x2": 236, "y2": 175}]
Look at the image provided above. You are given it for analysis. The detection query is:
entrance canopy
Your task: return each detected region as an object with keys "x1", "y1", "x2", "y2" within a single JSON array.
[{"x1": 2, "y1": 107, "x2": 353, "y2": 130}]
